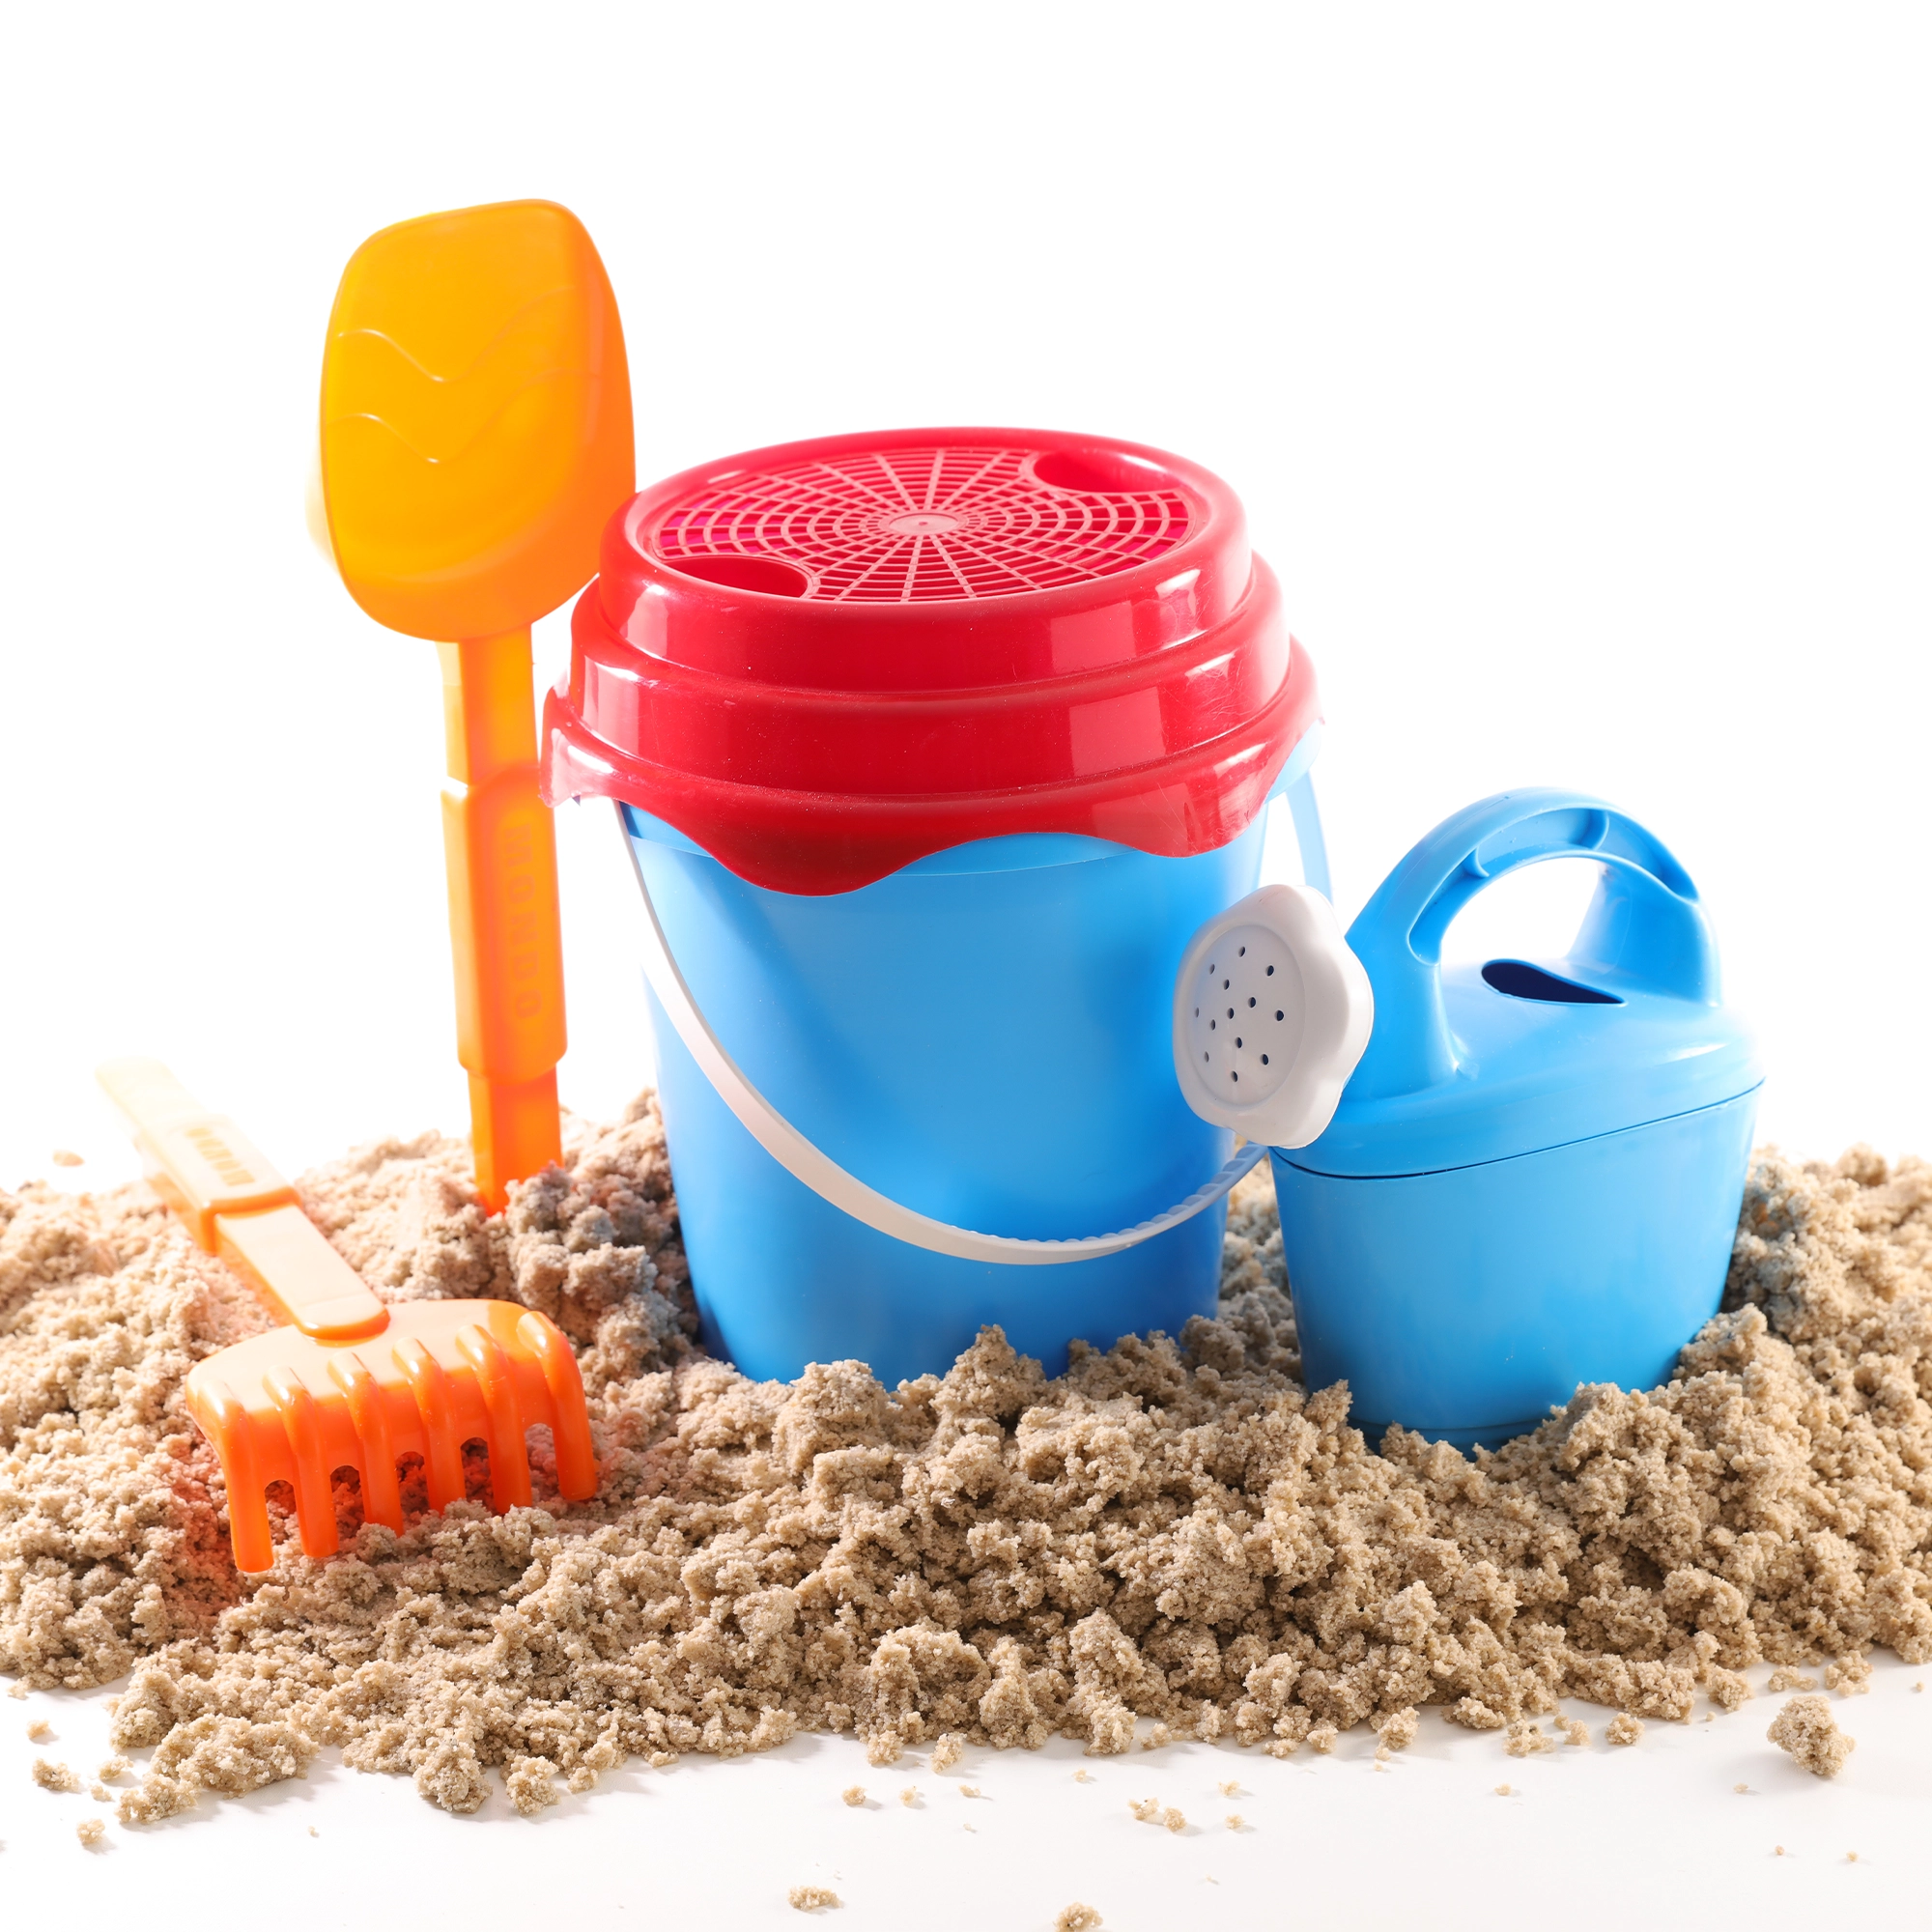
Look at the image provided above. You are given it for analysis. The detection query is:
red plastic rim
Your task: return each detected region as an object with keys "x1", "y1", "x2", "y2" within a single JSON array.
[{"x1": 543, "y1": 426, "x2": 1320, "y2": 895}]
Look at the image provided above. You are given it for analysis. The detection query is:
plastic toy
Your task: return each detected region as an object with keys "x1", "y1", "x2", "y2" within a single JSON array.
[
  {"x1": 545, "y1": 429, "x2": 1368, "y2": 1384},
  {"x1": 97, "y1": 1059, "x2": 596, "y2": 1571},
  {"x1": 1266, "y1": 790, "x2": 1762, "y2": 1447},
  {"x1": 316, "y1": 199, "x2": 634, "y2": 1209}
]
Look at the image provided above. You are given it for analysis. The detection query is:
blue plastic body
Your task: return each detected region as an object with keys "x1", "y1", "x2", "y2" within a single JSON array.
[
  {"x1": 1271, "y1": 1093, "x2": 1758, "y2": 1447},
  {"x1": 623, "y1": 744, "x2": 1323, "y2": 1387},
  {"x1": 1270, "y1": 789, "x2": 1762, "y2": 1448}
]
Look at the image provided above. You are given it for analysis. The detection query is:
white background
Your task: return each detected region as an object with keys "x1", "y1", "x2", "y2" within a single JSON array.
[{"x1": 1, "y1": 3, "x2": 1928, "y2": 1924}]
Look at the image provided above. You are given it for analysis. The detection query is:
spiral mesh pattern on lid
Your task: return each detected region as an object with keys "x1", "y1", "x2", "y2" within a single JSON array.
[{"x1": 652, "y1": 443, "x2": 1193, "y2": 603}]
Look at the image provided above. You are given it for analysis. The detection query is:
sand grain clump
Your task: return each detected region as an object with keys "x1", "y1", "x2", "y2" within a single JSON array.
[
  {"x1": 3, "y1": 1105, "x2": 1930, "y2": 1819},
  {"x1": 1505, "y1": 1720, "x2": 1555, "y2": 1756},
  {"x1": 1767, "y1": 1695, "x2": 1855, "y2": 1777}
]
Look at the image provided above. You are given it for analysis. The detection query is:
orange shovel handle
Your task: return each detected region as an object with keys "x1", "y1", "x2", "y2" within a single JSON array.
[{"x1": 437, "y1": 631, "x2": 567, "y2": 1208}]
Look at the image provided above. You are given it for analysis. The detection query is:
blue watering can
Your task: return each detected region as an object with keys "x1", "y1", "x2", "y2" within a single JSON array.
[{"x1": 1266, "y1": 789, "x2": 1762, "y2": 1449}]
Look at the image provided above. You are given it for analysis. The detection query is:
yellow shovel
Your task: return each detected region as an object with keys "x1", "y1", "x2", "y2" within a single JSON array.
[{"x1": 316, "y1": 199, "x2": 634, "y2": 1208}]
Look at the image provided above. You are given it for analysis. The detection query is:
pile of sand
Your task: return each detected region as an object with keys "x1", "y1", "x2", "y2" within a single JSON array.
[{"x1": 2, "y1": 1099, "x2": 1926, "y2": 1819}]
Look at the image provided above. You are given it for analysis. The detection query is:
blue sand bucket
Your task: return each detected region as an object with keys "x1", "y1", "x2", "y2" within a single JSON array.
[
  {"x1": 546, "y1": 428, "x2": 1333, "y2": 1386},
  {"x1": 1269, "y1": 789, "x2": 1762, "y2": 1448},
  {"x1": 626, "y1": 755, "x2": 1322, "y2": 1386}
]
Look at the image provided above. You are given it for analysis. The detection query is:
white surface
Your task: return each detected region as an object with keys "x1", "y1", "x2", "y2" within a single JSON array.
[
  {"x1": 1, "y1": 2, "x2": 1928, "y2": 1195},
  {"x1": 2, "y1": 2, "x2": 1930, "y2": 1925},
  {"x1": 4, "y1": 1663, "x2": 1926, "y2": 1929}
]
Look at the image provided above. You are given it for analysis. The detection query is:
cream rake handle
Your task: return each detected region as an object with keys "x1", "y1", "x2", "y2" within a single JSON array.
[
  {"x1": 621, "y1": 814, "x2": 1263, "y2": 1266},
  {"x1": 96, "y1": 1057, "x2": 387, "y2": 1339}
]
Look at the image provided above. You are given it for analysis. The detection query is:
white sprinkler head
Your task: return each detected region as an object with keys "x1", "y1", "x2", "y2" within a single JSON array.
[{"x1": 1172, "y1": 883, "x2": 1375, "y2": 1149}]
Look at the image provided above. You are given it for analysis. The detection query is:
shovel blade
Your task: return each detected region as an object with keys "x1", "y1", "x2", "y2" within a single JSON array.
[{"x1": 319, "y1": 198, "x2": 634, "y2": 640}]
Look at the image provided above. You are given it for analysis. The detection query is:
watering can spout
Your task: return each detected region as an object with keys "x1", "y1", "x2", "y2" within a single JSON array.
[
  {"x1": 1342, "y1": 788, "x2": 1724, "y2": 1102},
  {"x1": 1569, "y1": 865, "x2": 1721, "y2": 1007}
]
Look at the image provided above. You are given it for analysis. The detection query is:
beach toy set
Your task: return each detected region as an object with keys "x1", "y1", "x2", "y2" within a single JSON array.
[{"x1": 116, "y1": 197, "x2": 1761, "y2": 1568}]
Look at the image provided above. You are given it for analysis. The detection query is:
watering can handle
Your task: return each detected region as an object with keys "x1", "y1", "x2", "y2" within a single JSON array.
[
  {"x1": 620, "y1": 811, "x2": 1268, "y2": 1266},
  {"x1": 1344, "y1": 788, "x2": 1720, "y2": 1102}
]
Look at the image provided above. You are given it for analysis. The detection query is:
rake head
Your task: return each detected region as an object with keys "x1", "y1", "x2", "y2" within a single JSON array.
[
  {"x1": 185, "y1": 1298, "x2": 597, "y2": 1574},
  {"x1": 99, "y1": 1059, "x2": 606, "y2": 1572}
]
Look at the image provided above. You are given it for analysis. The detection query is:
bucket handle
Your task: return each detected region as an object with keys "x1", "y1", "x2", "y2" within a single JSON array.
[
  {"x1": 1344, "y1": 787, "x2": 1720, "y2": 1103},
  {"x1": 622, "y1": 819, "x2": 1266, "y2": 1264}
]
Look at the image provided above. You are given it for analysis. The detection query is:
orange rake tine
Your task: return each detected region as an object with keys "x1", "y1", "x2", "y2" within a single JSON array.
[
  {"x1": 198, "y1": 1380, "x2": 273, "y2": 1576},
  {"x1": 265, "y1": 1366, "x2": 340, "y2": 1560},
  {"x1": 327, "y1": 1351, "x2": 405, "y2": 1533},
  {"x1": 514, "y1": 1307, "x2": 597, "y2": 1496},
  {"x1": 99, "y1": 1059, "x2": 599, "y2": 1570},
  {"x1": 394, "y1": 1335, "x2": 468, "y2": 1511},
  {"x1": 458, "y1": 1323, "x2": 533, "y2": 1513}
]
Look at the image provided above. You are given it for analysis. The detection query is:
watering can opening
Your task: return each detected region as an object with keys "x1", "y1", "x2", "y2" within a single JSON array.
[{"x1": 1479, "y1": 958, "x2": 1623, "y2": 1005}]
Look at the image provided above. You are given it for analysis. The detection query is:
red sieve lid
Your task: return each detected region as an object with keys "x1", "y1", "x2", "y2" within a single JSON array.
[{"x1": 543, "y1": 426, "x2": 1319, "y2": 894}]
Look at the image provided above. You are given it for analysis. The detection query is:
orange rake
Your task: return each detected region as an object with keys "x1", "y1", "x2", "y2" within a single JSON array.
[{"x1": 99, "y1": 1058, "x2": 596, "y2": 1572}]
